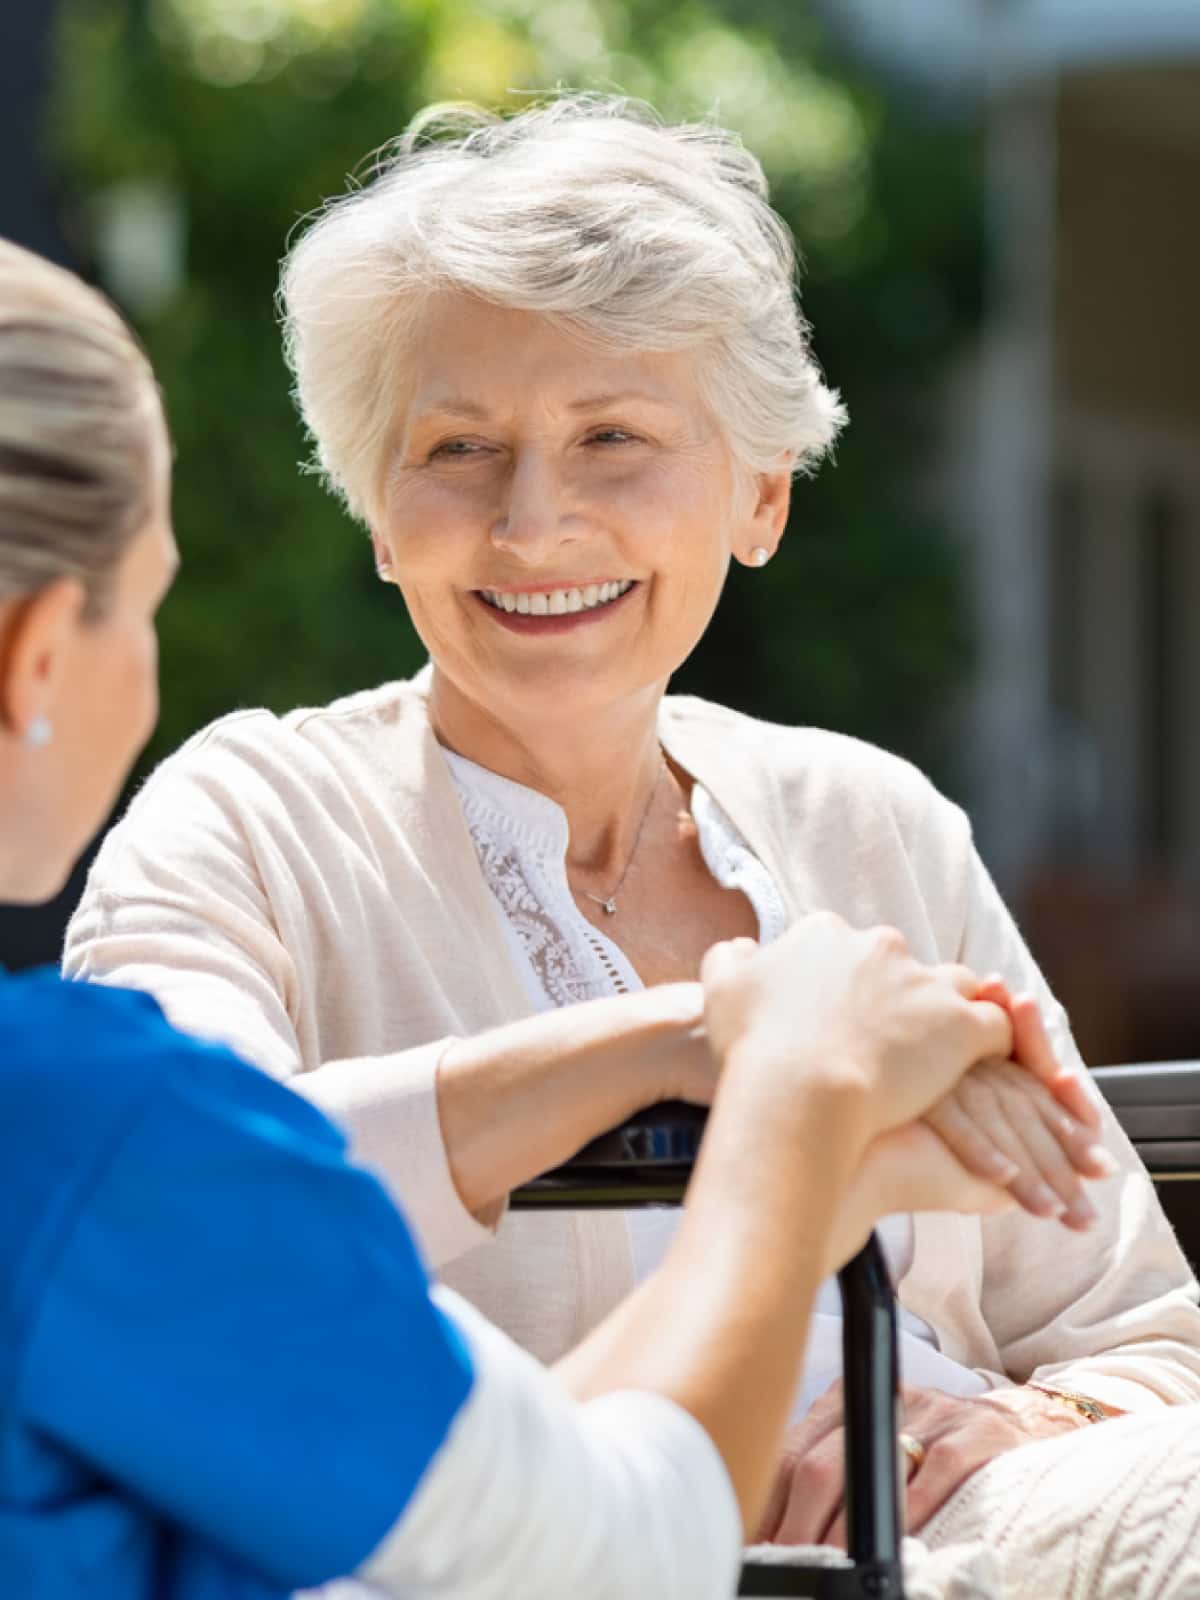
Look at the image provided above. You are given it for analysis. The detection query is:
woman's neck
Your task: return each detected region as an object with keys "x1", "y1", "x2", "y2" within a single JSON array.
[{"x1": 427, "y1": 669, "x2": 676, "y2": 879}]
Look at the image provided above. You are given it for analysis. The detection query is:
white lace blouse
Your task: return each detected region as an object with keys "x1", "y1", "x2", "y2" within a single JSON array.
[{"x1": 442, "y1": 748, "x2": 987, "y2": 1416}]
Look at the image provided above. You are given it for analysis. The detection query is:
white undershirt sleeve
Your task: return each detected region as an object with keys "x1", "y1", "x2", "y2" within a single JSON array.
[{"x1": 357, "y1": 1287, "x2": 742, "y2": 1600}]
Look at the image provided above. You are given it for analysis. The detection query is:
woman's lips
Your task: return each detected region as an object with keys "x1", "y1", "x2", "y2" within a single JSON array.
[{"x1": 473, "y1": 580, "x2": 638, "y2": 635}]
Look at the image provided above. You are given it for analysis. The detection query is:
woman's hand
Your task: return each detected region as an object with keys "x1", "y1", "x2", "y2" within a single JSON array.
[
  {"x1": 923, "y1": 1059, "x2": 1113, "y2": 1229},
  {"x1": 758, "y1": 1380, "x2": 1091, "y2": 1549},
  {"x1": 974, "y1": 980, "x2": 1101, "y2": 1129},
  {"x1": 922, "y1": 983, "x2": 1115, "y2": 1230}
]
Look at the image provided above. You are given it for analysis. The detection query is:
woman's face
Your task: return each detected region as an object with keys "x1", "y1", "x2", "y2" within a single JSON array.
[
  {"x1": 2, "y1": 406, "x2": 177, "y2": 902},
  {"x1": 374, "y1": 295, "x2": 788, "y2": 733}
]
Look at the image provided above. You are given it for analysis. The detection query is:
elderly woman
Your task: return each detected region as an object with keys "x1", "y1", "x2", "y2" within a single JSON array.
[{"x1": 65, "y1": 95, "x2": 1200, "y2": 1553}]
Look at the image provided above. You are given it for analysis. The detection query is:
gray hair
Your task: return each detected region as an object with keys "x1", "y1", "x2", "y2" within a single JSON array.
[
  {"x1": 280, "y1": 94, "x2": 847, "y2": 523},
  {"x1": 0, "y1": 238, "x2": 161, "y2": 616}
]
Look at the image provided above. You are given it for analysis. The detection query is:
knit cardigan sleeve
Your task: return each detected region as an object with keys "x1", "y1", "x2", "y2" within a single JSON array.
[
  {"x1": 914, "y1": 781, "x2": 1200, "y2": 1412},
  {"x1": 61, "y1": 718, "x2": 494, "y2": 1270}
]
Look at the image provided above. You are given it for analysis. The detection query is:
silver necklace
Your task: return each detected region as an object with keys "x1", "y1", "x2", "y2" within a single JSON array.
[{"x1": 575, "y1": 756, "x2": 666, "y2": 916}]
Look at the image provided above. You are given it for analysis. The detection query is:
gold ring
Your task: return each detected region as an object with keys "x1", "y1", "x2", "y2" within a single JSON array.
[{"x1": 899, "y1": 1432, "x2": 927, "y2": 1478}]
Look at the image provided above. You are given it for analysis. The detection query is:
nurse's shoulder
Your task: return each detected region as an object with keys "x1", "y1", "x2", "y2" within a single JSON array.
[
  {"x1": 0, "y1": 969, "x2": 175, "y2": 1149},
  {"x1": 0, "y1": 969, "x2": 339, "y2": 1227}
]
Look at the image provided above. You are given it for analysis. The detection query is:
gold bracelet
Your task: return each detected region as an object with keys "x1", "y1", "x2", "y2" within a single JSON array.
[{"x1": 1027, "y1": 1382, "x2": 1110, "y2": 1424}]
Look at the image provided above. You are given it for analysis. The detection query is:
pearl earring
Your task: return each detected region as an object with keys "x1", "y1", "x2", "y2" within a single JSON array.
[
  {"x1": 24, "y1": 715, "x2": 53, "y2": 748},
  {"x1": 375, "y1": 557, "x2": 393, "y2": 579},
  {"x1": 750, "y1": 547, "x2": 770, "y2": 568}
]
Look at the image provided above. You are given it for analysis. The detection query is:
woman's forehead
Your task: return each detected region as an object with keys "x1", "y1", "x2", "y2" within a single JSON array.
[{"x1": 400, "y1": 301, "x2": 701, "y2": 421}]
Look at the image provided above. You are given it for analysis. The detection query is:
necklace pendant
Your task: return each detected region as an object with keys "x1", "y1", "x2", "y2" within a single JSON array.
[{"x1": 603, "y1": 898, "x2": 618, "y2": 916}]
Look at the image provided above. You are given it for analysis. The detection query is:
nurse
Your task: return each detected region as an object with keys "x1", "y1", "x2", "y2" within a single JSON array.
[{"x1": 0, "y1": 236, "x2": 1080, "y2": 1599}]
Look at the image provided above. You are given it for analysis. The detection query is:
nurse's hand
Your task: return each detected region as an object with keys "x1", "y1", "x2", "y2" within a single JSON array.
[
  {"x1": 826, "y1": 1119, "x2": 1015, "y2": 1274},
  {"x1": 702, "y1": 916, "x2": 1013, "y2": 1142}
]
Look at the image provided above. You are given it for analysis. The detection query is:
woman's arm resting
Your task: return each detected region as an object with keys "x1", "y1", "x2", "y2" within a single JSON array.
[
  {"x1": 434, "y1": 981, "x2": 712, "y2": 1217},
  {"x1": 68, "y1": 867, "x2": 715, "y2": 1260}
]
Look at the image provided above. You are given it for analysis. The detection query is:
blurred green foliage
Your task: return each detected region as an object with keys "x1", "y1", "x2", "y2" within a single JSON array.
[{"x1": 52, "y1": 0, "x2": 982, "y2": 778}]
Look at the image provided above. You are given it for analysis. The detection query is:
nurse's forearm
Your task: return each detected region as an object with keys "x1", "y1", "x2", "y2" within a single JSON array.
[
  {"x1": 555, "y1": 1056, "x2": 869, "y2": 1533},
  {"x1": 360, "y1": 1288, "x2": 746, "y2": 1600},
  {"x1": 436, "y1": 983, "x2": 711, "y2": 1215}
]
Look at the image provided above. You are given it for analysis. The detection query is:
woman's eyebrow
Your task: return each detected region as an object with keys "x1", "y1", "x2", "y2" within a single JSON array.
[
  {"x1": 412, "y1": 397, "x2": 492, "y2": 422},
  {"x1": 412, "y1": 391, "x2": 680, "y2": 422},
  {"x1": 567, "y1": 391, "x2": 679, "y2": 413}
]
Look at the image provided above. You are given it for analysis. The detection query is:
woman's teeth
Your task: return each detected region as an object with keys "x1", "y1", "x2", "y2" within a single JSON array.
[{"x1": 480, "y1": 580, "x2": 634, "y2": 616}]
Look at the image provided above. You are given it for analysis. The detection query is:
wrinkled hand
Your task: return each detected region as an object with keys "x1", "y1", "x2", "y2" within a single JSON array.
[
  {"x1": 759, "y1": 1380, "x2": 1088, "y2": 1549},
  {"x1": 922, "y1": 982, "x2": 1114, "y2": 1229},
  {"x1": 975, "y1": 980, "x2": 1099, "y2": 1129}
]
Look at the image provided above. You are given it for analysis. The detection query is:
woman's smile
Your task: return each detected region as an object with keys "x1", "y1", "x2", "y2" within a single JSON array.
[{"x1": 474, "y1": 578, "x2": 637, "y2": 634}]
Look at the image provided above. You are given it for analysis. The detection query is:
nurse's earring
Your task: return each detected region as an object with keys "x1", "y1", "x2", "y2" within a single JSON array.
[
  {"x1": 23, "y1": 715, "x2": 54, "y2": 748},
  {"x1": 375, "y1": 558, "x2": 393, "y2": 580},
  {"x1": 749, "y1": 547, "x2": 771, "y2": 568}
]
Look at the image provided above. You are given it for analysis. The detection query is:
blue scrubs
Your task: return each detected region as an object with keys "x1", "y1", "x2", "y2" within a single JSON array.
[{"x1": 0, "y1": 969, "x2": 474, "y2": 1597}]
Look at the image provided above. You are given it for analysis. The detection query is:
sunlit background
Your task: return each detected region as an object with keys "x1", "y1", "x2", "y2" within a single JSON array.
[{"x1": 4, "y1": 0, "x2": 1200, "y2": 1072}]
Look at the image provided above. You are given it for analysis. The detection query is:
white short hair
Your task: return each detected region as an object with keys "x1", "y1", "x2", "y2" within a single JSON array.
[{"x1": 280, "y1": 94, "x2": 847, "y2": 523}]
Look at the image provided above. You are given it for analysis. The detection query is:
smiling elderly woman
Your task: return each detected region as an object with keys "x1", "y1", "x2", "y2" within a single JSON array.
[{"x1": 65, "y1": 95, "x2": 1200, "y2": 1561}]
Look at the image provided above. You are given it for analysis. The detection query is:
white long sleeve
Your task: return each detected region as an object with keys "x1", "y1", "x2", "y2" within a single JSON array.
[{"x1": 357, "y1": 1288, "x2": 742, "y2": 1600}]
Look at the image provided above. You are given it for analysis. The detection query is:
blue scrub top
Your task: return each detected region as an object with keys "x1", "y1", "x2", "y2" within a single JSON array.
[{"x1": 0, "y1": 969, "x2": 474, "y2": 1598}]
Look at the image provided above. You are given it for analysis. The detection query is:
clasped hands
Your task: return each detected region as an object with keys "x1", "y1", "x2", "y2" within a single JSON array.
[
  {"x1": 699, "y1": 913, "x2": 1114, "y2": 1262},
  {"x1": 699, "y1": 912, "x2": 1119, "y2": 1549}
]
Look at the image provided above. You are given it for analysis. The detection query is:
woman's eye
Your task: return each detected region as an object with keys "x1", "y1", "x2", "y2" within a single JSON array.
[
  {"x1": 430, "y1": 439, "x2": 485, "y2": 460},
  {"x1": 587, "y1": 428, "x2": 638, "y2": 447}
]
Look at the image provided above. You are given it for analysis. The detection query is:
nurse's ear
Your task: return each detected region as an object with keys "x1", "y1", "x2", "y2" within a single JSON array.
[{"x1": 0, "y1": 576, "x2": 88, "y2": 747}]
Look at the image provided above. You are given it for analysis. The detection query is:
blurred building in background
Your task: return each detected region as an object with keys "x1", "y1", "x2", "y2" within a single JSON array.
[{"x1": 826, "y1": 0, "x2": 1200, "y2": 1065}]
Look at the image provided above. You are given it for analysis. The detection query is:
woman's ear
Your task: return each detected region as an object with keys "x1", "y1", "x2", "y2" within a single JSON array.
[
  {"x1": 0, "y1": 577, "x2": 87, "y2": 740},
  {"x1": 369, "y1": 531, "x2": 394, "y2": 581},
  {"x1": 737, "y1": 460, "x2": 792, "y2": 568}
]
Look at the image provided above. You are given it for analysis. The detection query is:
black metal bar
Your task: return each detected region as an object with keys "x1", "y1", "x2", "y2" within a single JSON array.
[
  {"x1": 510, "y1": 1101, "x2": 703, "y2": 1210},
  {"x1": 510, "y1": 1171, "x2": 689, "y2": 1207},
  {"x1": 739, "y1": 1240, "x2": 903, "y2": 1599},
  {"x1": 839, "y1": 1237, "x2": 902, "y2": 1568}
]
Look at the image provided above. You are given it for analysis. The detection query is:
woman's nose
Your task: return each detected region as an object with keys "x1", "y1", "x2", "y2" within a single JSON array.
[{"x1": 489, "y1": 450, "x2": 579, "y2": 562}]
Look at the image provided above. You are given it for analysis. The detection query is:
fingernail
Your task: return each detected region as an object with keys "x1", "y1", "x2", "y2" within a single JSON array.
[
  {"x1": 1064, "y1": 1195, "x2": 1098, "y2": 1227},
  {"x1": 1031, "y1": 1182, "x2": 1067, "y2": 1217},
  {"x1": 1085, "y1": 1145, "x2": 1120, "y2": 1178},
  {"x1": 987, "y1": 1153, "x2": 1022, "y2": 1184}
]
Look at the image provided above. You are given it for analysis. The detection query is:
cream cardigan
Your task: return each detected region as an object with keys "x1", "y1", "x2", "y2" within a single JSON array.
[{"x1": 63, "y1": 671, "x2": 1200, "y2": 1412}]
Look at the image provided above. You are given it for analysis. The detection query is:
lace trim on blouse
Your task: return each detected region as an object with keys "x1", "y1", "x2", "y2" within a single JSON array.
[{"x1": 440, "y1": 747, "x2": 788, "y2": 1013}]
